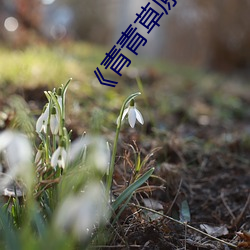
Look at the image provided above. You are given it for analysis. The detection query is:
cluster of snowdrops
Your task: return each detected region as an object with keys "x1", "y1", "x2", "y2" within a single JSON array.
[{"x1": 0, "y1": 79, "x2": 153, "y2": 249}]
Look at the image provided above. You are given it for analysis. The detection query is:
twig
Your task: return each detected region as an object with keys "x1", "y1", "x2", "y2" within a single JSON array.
[
  {"x1": 233, "y1": 192, "x2": 250, "y2": 227},
  {"x1": 221, "y1": 190, "x2": 236, "y2": 221},
  {"x1": 166, "y1": 178, "x2": 183, "y2": 215},
  {"x1": 130, "y1": 203, "x2": 237, "y2": 249},
  {"x1": 184, "y1": 221, "x2": 187, "y2": 250}
]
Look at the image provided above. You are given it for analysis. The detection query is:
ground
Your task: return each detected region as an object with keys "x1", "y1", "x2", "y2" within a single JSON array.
[{"x1": 0, "y1": 42, "x2": 249, "y2": 249}]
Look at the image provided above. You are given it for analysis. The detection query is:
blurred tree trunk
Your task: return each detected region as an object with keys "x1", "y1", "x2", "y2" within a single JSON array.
[
  {"x1": 204, "y1": 0, "x2": 250, "y2": 71},
  {"x1": 165, "y1": 0, "x2": 250, "y2": 71},
  {"x1": 15, "y1": 0, "x2": 42, "y2": 45},
  {"x1": 16, "y1": 0, "x2": 41, "y2": 32},
  {"x1": 67, "y1": 0, "x2": 114, "y2": 44}
]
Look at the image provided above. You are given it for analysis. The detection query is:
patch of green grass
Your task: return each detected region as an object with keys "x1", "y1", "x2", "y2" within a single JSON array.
[
  {"x1": 0, "y1": 42, "x2": 107, "y2": 87},
  {"x1": 1, "y1": 41, "x2": 249, "y2": 131}
]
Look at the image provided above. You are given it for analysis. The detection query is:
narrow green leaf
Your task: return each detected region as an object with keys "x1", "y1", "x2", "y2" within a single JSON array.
[
  {"x1": 62, "y1": 78, "x2": 72, "y2": 98},
  {"x1": 32, "y1": 209, "x2": 45, "y2": 237},
  {"x1": 112, "y1": 167, "x2": 154, "y2": 211},
  {"x1": 0, "y1": 208, "x2": 21, "y2": 250},
  {"x1": 112, "y1": 193, "x2": 133, "y2": 225},
  {"x1": 135, "y1": 152, "x2": 141, "y2": 172}
]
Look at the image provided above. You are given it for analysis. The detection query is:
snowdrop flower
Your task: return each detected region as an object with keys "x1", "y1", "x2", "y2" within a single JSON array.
[
  {"x1": 67, "y1": 135, "x2": 110, "y2": 173},
  {"x1": 120, "y1": 99, "x2": 144, "y2": 128},
  {"x1": 0, "y1": 130, "x2": 33, "y2": 190},
  {"x1": 88, "y1": 137, "x2": 110, "y2": 173},
  {"x1": 50, "y1": 106, "x2": 59, "y2": 135},
  {"x1": 51, "y1": 142, "x2": 67, "y2": 169},
  {"x1": 54, "y1": 182, "x2": 109, "y2": 240},
  {"x1": 36, "y1": 103, "x2": 50, "y2": 133}
]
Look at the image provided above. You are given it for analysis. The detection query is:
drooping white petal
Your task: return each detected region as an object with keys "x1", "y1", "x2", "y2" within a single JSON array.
[
  {"x1": 51, "y1": 147, "x2": 67, "y2": 169},
  {"x1": 67, "y1": 136, "x2": 88, "y2": 163},
  {"x1": 35, "y1": 149, "x2": 43, "y2": 164},
  {"x1": 59, "y1": 148, "x2": 67, "y2": 169},
  {"x1": 116, "y1": 108, "x2": 129, "y2": 125},
  {"x1": 36, "y1": 113, "x2": 45, "y2": 133},
  {"x1": 92, "y1": 138, "x2": 110, "y2": 173},
  {"x1": 0, "y1": 131, "x2": 33, "y2": 190},
  {"x1": 61, "y1": 148, "x2": 67, "y2": 161},
  {"x1": 55, "y1": 182, "x2": 109, "y2": 240},
  {"x1": 121, "y1": 108, "x2": 129, "y2": 121},
  {"x1": 5, "y1": 133, "x2": 32, "y2": 170},
  {"x1": 51, "y1": 147, "x2": 61, "y2": 168},
  {"x1": 135, "y1": 109, "x2": 144, "y2": 125},
  {"x1": 41, "y1": 121, "x2": 47, "y2": 133},
  {"x1": 50, "y1": 114, "x2": 59, "y2": 135},
  {"x1": 68, "y1": 136, "x2": 110, "y2": 172},
  {"x1": 128, "y1": 107, "x2": 136, "y2": 128},
  {"x1": 36, "y1": 104, "x2": 50, "y2": 134},
  {"x1": 57, "y1": 158, "x2": 65, "y2": 169},
  {"x1": 43, "y1": 104, "x2": 50, "y2": 119}
]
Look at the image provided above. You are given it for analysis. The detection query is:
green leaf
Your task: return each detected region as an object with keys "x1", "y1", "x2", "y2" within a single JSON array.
[
  {"x1": 135, "y1": 152, "x2": 141, "y2": 173},
  {"x1": 179, "y1": 199, "x2": 191, "y2": 222},
  {"x1": 112, "y1": 193, "x2": 133, "y2": 225},
  {"x1": 32, "y1": 209, "x2": 46, "y2": 237},
  {"x1": 0, "y1": 208, "x2": 21, "y2": 250},
  {"x1": 112, "y1": 167, "x2": 154, "y2": 211}
]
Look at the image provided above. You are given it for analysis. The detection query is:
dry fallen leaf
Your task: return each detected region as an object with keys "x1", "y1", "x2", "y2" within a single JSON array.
[
  {"x1": 200, "y1": 224, "x2": 228, "y2": 237},
  {"x1": 237, "y1": 231, "x2": 250, "y2": 248},
  {"x1": 143, "y1": 198, "x2": 164, "y2": 211}
]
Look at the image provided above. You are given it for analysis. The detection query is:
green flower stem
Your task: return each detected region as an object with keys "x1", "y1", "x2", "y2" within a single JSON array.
[
  {"x1": 63, "y1": 127, "x2": 70, "y2": 150},
  {"x1": 44, "y1": 96, "x2": 53, "y2": 164},
  {"x1": 52, "y1": 134, "x2": 56, "y2": 152},
  {"x1": 106, "y1": 92, "x2": 141, "y2": 196},
  {"x1": 61, "y1": 78, "x2": 72, "y2": 127}
]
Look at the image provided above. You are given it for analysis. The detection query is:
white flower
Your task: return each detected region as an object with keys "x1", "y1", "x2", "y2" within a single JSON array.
[
  {"x1": 50, "y1": 106, "x2": 60, "y2": 135},
  {"x1": 0, "y1": 130, "x2": 33, "y2": 190},
  {"x1": 36, "y1": 104, "x2": 50, "y2": 133},
  {"x1": 89, "y1": 137, "x2": 110, "y2": 173},
  {"x1": 119, "y1": 100, "x2": 144, "y2": 128},
  {"x1": 67, "y1": 136, "x2": 110, "y2": 173},
  {"x1": 54, "y1": 182, "x2": 109, "y2": 240},
  {"x1": 51, "y1": 145, "x2": 67, "y2": 169}
]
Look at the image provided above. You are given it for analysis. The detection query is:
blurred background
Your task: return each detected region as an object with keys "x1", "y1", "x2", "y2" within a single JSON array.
[{"x1": 1, "y1": 0, "x2": 250, "y2": 72}]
